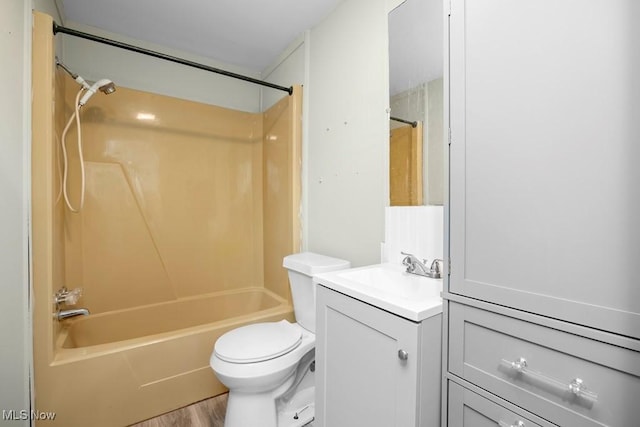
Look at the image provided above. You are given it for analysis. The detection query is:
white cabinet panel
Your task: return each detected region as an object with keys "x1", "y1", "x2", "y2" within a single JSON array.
[
  {"x1": 316, "y1": 285, "x2": 420, "y2": 427},
  {"x1": 316, "y1": 285, "x2": 442, "y2": 427},
  {"x1": 448, "y1": 0, "x2": 640, "y2": 339}
]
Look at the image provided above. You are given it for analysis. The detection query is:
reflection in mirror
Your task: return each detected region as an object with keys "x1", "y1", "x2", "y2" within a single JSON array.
[
  {"x1": 390, "y1": 119, "x2": 423, "y2": 205},
  {"x1": 389, "y1": 0, "x2": 443, "y2": 206}
]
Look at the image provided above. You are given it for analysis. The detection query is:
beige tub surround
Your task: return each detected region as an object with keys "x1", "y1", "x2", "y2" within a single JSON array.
[
  {"x1": 32, "y1": 11, "x2": 302, "y2": 426},
  {"x1": 60, "y1": 75, "x2": 303, "y2": 315},
  {"x1": 61, "y1": 76, "x2": 267, "y2": 314}
]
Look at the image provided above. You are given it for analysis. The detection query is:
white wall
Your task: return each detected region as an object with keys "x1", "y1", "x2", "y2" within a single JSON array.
[
  {"x1": 261, "y1": 34, "x2": 306, "y2": 111},
  {"x1": 60, "y1": 22, "x2": 262, "y2": 112},
  {"x1": 426, "y1": 77, "x2": 443, "y2": 205},
  {"x1": 306, "y1": 0, "x2": 403, "y2": 266},
  {"x1": 0, "y1": 0, "x2": 31, "y2": 424},
  {"x1": 33, "y1": 0, "x2": 63, "y2": 24},
  {"x1": 33, "y1": 0, "x2": 64, "y2": 57}
]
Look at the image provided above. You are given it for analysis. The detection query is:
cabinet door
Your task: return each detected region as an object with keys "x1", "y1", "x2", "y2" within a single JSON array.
[
  {"x1": 448, "y1": 0, "x2": 640, "y2": 338},
  {"x1": 315, "y1": 285, "x2": 420, "y2": 427},
  {"x1": 448, "y1": 381, "x2": 546, "y2": 427}
]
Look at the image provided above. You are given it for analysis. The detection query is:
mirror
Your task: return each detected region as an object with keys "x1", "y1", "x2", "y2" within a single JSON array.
[{"x1": 389, "y1": 0, "x2": 443, "y2": 206}]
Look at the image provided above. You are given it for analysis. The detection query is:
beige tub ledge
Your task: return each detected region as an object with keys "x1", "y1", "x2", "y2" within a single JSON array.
[{"x1": 53, "y1": 287, "x2": 291, "y2": 364}]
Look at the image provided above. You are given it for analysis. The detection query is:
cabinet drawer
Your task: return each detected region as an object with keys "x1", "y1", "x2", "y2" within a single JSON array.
[
  {"x1": 449, "y1": 302, "x2": 640, "y2": 427},
  {"x1": 448, "y1": 381, "x2": 547, "y2": 427}
]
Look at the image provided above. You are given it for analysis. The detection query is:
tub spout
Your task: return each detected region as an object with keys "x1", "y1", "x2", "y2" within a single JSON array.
[{"x1": 57, "y1": 308, "x2": 90, "y2": 320}]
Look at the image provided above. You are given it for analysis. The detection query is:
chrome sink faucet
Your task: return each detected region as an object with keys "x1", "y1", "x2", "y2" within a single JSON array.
[{"x1": 401, "y1": 252, "x2": 443, "y2": 279}]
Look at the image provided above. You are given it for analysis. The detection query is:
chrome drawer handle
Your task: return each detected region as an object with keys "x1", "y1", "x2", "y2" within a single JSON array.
[
  {"x1": 398, "y1": 349, "x2": 409, "y2": 361},
  {"x1": 500, "y1": 358, "x2": 598, "y2": 403},
  {"x1": 498, "y1": 421, "x2": 526, "y2": 427}
]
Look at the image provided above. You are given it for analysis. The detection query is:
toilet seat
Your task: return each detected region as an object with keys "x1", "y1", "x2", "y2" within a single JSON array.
[{"x1": 214, "y1": 320, "x2": 302, "y2": 364}]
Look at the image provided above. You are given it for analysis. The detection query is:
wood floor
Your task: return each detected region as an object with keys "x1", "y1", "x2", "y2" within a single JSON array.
[{"x1": 130, "y1": 393, "x2": 228, "y2": 427}]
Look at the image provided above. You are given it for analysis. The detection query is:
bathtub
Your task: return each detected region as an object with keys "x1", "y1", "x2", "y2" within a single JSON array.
[{"x1": 45, "y1": 287, "x2": 294, "y2": 426}]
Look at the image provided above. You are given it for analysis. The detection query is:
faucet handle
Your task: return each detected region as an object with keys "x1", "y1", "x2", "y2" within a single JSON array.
[
  {"x1": 401, "y1": 251, "x2": 425, "y2": 261},
  {"x1": 65, "y1": 288, "x2": 83, "y2": 305},
  {"x1": 54, "y1": 287, "x2": 83, "y2": 306},
  {"x1": 400, "y1": 251, "x2": 414, "y2": 263},
  {"x1": 401, "y1": 252, "x2": 428, "y2": 265},
  {"x1": 430, "y1": 259, "x2": 443, "y2": 275},
  {"x1": 400, "y1": 252, "x2": 417, "y2": 273}
]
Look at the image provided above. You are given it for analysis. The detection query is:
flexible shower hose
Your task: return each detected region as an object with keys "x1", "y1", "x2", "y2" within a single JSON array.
[{"x1": 60, "y1": 87, "x2": 86, "y2": 213}]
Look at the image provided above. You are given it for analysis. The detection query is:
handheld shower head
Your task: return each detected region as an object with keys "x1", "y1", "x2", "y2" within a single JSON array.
[
  {"x1": 99, "y1": 81, "x2": 116, "y2": 95},
  {"x1": 79, "y1": 79, "x2": 117, "y2": 106}
]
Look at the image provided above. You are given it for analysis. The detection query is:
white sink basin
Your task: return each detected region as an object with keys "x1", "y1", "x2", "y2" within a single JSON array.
[{"x1": 314, "y1": 263, "x2": 442, "y2": 321}]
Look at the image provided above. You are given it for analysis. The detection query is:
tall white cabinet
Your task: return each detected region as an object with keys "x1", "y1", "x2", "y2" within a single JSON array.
[{"x1": 444, "y1": 1, "x2": 640, "y2": 426}]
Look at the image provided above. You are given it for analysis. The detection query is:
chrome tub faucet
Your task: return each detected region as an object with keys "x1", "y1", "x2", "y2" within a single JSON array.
[
  {"x1": 56, "y1": 308, "x2": 90, "y2": 320},
  {"x1": 54, "y1": 286, "x2": 89, "y2": 320}
]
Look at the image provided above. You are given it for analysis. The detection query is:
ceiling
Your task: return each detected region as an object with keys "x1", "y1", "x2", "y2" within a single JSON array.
[
  {"x1": 59, "y1": 0, "x2": 343, "y2": 72},
  {"x1": 60, "y1": 0, "x2": 443, "y2": 91}
]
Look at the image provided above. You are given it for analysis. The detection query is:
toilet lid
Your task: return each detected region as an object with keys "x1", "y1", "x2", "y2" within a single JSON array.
[{"x1": 214, "y1": 320, "x2": 302, "y2": 364}]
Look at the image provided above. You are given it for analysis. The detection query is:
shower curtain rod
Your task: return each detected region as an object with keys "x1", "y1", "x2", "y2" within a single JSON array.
[
  {"x1": 390, "y1": 116, "x2": 418, "y2": 128},
  {"x1": 52, "y1": 23, "x2": 293, "y2": 95}
]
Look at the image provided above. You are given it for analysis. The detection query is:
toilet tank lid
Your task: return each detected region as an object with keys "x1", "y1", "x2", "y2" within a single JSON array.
[{"x1": 283, "y1": 252, "x2": 350, "y2": 276}]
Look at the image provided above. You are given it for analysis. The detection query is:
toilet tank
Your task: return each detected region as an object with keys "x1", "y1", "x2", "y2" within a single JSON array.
[{"x1": 283, "y1": 252, "x2": 350, "y2": 333}]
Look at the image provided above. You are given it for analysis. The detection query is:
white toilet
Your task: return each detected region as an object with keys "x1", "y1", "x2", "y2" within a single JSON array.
[{"x1": 210, "y1": 252, "x2": 350, "y2": 427}]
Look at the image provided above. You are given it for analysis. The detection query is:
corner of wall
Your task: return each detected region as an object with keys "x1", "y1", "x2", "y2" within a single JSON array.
[{"x1": 262, "y1": 86, "x2": 303, "y2": 302}]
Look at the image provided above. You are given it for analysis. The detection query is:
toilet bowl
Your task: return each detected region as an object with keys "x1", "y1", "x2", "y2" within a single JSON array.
[
  {"x1": 211, "y1": 321, "x2": 315, "y2": 427},
  {"x1": 210, "y1": 252, "x2": 350, "y2": 427}
]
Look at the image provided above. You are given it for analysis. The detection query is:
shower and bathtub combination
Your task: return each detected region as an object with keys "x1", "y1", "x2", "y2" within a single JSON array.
[{"x1": 32, "y1": 12, "x2": 303, "y2": 427}]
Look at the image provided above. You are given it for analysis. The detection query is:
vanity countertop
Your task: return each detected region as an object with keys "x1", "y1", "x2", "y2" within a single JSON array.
[{"x1": 314, "y1": 263, "x2": 442, "y2": 322}]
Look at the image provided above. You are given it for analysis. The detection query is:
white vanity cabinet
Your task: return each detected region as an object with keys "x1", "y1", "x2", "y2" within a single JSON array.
[
  {"x1": 445, "y1": 0, "x2": 640, "y2": 425},
  {"x1": 315, "y1": 284, "x2": 441, "y2": 427}
]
